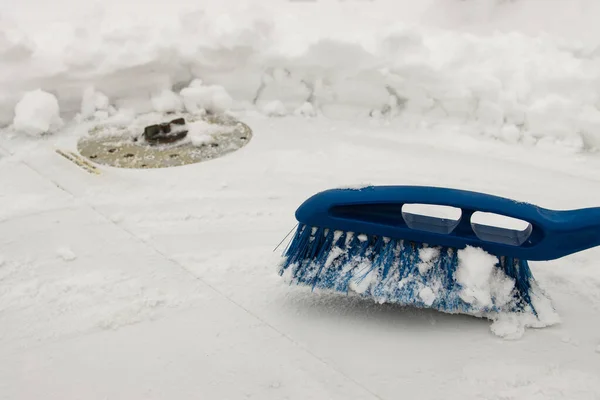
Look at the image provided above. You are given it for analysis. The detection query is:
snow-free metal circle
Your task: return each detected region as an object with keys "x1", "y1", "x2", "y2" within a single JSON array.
[{"x1": 77, "y1": 113, "x2": 252, "y2": 169}]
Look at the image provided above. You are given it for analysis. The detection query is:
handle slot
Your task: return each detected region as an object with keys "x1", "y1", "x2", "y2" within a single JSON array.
[
  {"x1": 470, "y1": 211, "x2": 533, "y2": 246},
  {"x1": 401, "y1": 203, "x2": 462, "y2": 235},
  {"x1": 329, "y1": 203, "x2": 406, "y2": 226}
]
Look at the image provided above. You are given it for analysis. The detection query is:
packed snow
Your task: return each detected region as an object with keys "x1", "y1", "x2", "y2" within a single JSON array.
[
  {"x1": 418, "y1": 286, "x2": 437, "y2": 307},
  {"x1": 455, "y1": 245, "x2": 560, "y2": 339},
  {"x1": 56, "y1": 246, "x2": 77, "y2": 261},
  {"x1": 417, "y1": 247, "x2": 440, "y2": 275},
  {"x1": 456, "y1": 246, "x2": 508, "y2": 309},
  {"x1": 12, "y1": 89, "x2": 63, "y2": 136},
  {"x1": 186, "y1": 119, "x2": 237, "y2": 146},
  {"x1": 1, "y1": 0, "x2": 600, "y2": 399},
  {"x1": 180, "y1": 79, "x2": 233, "y2": 114},
  {"x1": 262, "y1": 100, "x2": 288, "y2": 117},
  {"x1": 1, "y1": 0, "x2": 600, "y2": 150},
  {"x1": 150, "y1": 89, "x2": 184, "y2": 114},
  {"x1": 79, "y1": 86, "x2": 113, "y2": 120}
]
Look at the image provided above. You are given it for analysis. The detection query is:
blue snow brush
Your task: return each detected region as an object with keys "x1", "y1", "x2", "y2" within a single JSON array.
[{"x1": 278, "y1": 186, "x2": 600, "y2": 317}]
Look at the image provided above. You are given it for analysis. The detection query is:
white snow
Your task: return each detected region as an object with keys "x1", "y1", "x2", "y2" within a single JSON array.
[
  {"x1": 294, "y1": 101, "x2": 317, "y2": 117},
  {"x1": 335, "y1": 184, "x2": 372, "y2": 190},
  {"x1": 186, "y1": 119, "x2": 236, "y2": 146},
  {"x1": 262, "y1": 100, "x2": 288, "y2": 117},
  {"x1": 12, "y1": 90, "x2": 63, "y2": 136},
  {"x1": 280, "y1": 261, "x2": 297, "y2": 284},
  {"x1": 79, "y1": 87, "x2": 112, "y2": 120},
  {"x1": 57, "y1": 247, "x2": 77, "y2": 261},
  {"x1": 180, "y1": 80, "x2": 233, "y2": 115},
  {"x1": 561, "y1": 336, "x2": 572, "y2": 344},
  {"x1": 489, "y1": 313, "x2": 527, "y2": 340},
  {"x1": 349, "y1": 263, "x2": 377, "y2": 294},
  {"x1": 151, "y1": 89, "x2": 184, "y2": 113},
  {"x1": 418, "y1": 247, "x2": 440, "y2": 275},
  {"x1": 0, "y1": 0, "x2": 600, "y2": 150},
  {"x1": 456, "y1": 245, "x2": 560, "y2": 339},
  {"x1": 456, "y1": 246, "x2": 504, "y2": 308},
  {"x1": 325, "y1": 245, "x2": 345, "y2": 269},
  {"x1": 418, "y1": 286, "x2": 436, "y2": 306},
  {"x1": 489, "y1": 290, "x2": 561, "y2": 340},
  {"x1": 1, "y1": 109, "x2": 596, "y2": 398},
  {"x1": 1, "y1": 0, "x2": 600, "y2": 399}
]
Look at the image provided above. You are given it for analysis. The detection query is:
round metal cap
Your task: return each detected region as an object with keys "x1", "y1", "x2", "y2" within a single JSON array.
[{"x1": 77, "y1": 113, "x2": 252, "y2": 169}]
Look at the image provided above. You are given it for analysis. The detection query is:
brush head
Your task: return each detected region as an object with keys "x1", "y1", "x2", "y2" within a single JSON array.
[
  {"x1": 277, "y1": 186, "x2": 570, "y2": 321},
  {"x1": 279, "y1": 223, "x2": 539, "y2": 316}
]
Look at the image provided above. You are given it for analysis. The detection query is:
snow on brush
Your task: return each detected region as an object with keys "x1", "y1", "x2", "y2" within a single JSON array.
[
  {"x1": 418, "y1": 247, "x2": 440, "y2": 275},
  {"x1": 455, "y1": 246, "x2": 512, "y2": 310},
  {"x1": 406, "y1": 244, "x2": 561, "y2": 339},
  {"x1": 310, "y1": 242, "x2": 560, "y2": 339},
  {"x1": 456, "y1": 246, "x2": 560, "y2": 340},
  {"x1": 280, "y1": 229, "x2": 558, "y2": 339}
]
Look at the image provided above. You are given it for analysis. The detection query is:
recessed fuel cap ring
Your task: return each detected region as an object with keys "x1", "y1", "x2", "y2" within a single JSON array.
[{"x1": 77, "y1": 113, "x2": 252, "y2": 169}]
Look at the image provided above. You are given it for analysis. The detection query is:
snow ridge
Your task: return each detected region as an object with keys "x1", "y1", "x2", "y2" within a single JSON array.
[{"x1": 2, "y1": 0, "x2": 600, "y2": 151}]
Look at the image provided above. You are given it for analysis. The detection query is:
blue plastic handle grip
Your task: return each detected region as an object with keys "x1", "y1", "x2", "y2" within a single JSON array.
[{"x1": 294, "y1": 185, "x2": 600, "y2": 261}]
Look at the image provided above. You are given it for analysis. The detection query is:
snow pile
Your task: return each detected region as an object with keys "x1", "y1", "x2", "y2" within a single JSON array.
[
  {"x1": 294, "y1": 101, "x2": 316, "y2": 117},
  {"x1": 262, "y1": 100, "x2": 288, "y2": 117},
  {"x1": 151, "y1": 89, "x2": 184, "y2": 114},
  {"x1": 180, "y1": 80, "x2": 233, "y2": 115},
  {"x1": 79, "y1": 87, "x2": 113, "y2": 120},
  {"x1": 186, "y1": 119, "x2": 236, "y2": 146},
  {"x1": 456, "y1": 246, "x2": 560, "y2": 339},
  {"x1": 12, "y1": 90, "x2": 63, "y2": 136},
  {"x1": 1, "y1": 0, "x2": 600, "y2": 150}
]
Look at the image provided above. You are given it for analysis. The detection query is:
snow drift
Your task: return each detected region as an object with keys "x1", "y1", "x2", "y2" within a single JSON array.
[{"x1": 2, "y1": 0, "x2": 600, "y2": 150}]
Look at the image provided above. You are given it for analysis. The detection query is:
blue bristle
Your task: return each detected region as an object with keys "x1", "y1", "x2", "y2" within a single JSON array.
[{"x1": 279, "y1": 225, "x2": 538, "y2": 315}]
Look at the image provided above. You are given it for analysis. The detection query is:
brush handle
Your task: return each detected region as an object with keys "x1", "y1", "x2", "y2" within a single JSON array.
[{"x1": 295, "y1": 185, "x2": 600, "y2": 261}]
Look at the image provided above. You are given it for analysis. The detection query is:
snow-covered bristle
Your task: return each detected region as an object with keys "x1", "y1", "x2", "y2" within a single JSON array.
[{"x1": 279, "y1": 224, "x2": 556, "y2": 324}]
